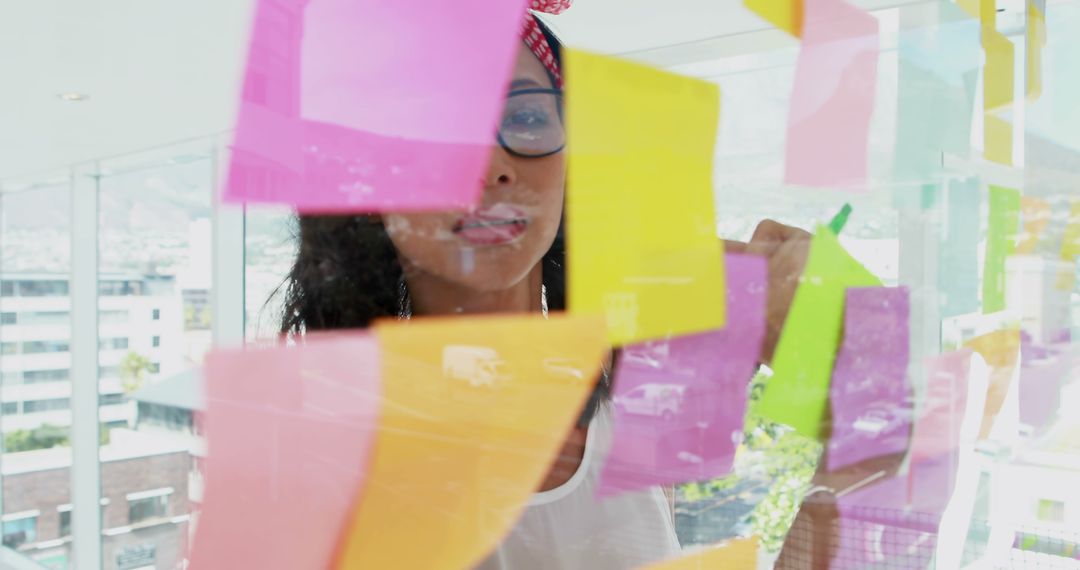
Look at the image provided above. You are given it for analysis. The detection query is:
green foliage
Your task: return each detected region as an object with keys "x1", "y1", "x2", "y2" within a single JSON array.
[
  {"x1": 674, "y1": 369, "x2": 821, "y2": 552},
  {"x1": 4, "y1": 424, "x2": 69, "y2": 452},
  {"x1": 3, "y1": 424, "x2": 112, "y2": 453},
  {"x1": 119, "y1": 350, "x2": 152, "y2": 393}
]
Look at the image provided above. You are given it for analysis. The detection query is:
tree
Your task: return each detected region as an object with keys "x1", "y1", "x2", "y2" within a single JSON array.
[
  {"x1": 120, "y1": 350, "x2": 153, "y2": 394},
  {"x1": 675, "y1": 370, "x2": 821, "y2": 552},
  {"x1": 4, "y1": 424, "x2": 70, "y2": 452}
]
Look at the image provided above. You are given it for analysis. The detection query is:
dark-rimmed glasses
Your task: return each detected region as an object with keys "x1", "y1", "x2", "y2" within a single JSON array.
[{"x1": 497, "y1": 88, "x2": 565, "y2": 158}]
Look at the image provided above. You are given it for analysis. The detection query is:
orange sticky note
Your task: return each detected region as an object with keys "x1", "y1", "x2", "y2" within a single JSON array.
[
  {"x1": 645, "y1": 536, "x2": 758, "y2": 569},
  {"x1": 1016, "y1": 196, "x2": 1050, "y2": 254},
  {"x1": 334, "y1": 314, "x2": 607, "y2": 570},
  {"x1": 745, "y1": 0, "x2": 804, "y2": 37},
  {"x1": 965, "y1": 328, "x2": 1020, "y2": 438}
]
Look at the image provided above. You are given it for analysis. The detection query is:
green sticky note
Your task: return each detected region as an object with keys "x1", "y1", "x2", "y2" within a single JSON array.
[
  {"x1": 753, "y1": 225, "x2": 882, "y2": 439},
  {"x1": 983, "y1": 185, "x2": 1021, "y2": 314}
]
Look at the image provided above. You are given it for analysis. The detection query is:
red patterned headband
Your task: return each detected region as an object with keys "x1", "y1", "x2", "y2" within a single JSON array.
[{"x1": 522, "y1": 0, "x2": 572, "y2": 88}]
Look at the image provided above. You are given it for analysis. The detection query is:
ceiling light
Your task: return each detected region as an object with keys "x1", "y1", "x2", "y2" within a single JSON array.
[{"x1": 57, "y1": 93, "x2": 89, "y2": 102}]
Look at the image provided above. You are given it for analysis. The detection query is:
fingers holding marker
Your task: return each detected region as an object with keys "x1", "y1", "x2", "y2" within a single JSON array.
[{"x1": 724, "y1": 220, "x2": 811, "y2": 364}]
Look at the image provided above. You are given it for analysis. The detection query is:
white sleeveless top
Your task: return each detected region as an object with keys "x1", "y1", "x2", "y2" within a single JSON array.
[{"x1": 475, "y1": 407, "x2": 683, "y2": 570}]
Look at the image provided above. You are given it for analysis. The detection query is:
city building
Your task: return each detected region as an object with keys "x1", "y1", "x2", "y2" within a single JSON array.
[
  {"x1": 1, "y1": 429, "x2": 193, "y2": 570},
  {"x1": 1, "y1": 273, "x2": 183, "y2": 437}
]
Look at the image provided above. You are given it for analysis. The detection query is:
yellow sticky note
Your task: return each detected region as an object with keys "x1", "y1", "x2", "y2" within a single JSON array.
[
  {"x1": 958, "y1": 0, "x2": 997, "y2": 24},
  {"x1": 645, "y1": 536, "x2": 758, "y2": 569},
  {"x1": 745, "y1": 0, "x2": 803, "y2": 37},
  {"x1": 565, "y1": 49, "x2": 726, "y2": 346},
  {"x1": 1027, "y1": 0, "x2": 1046, "y2": 100},
  {"x1": 984, "y1": 113, "x2": 1013, "y2": 166},
  {"x1": 1061, "y1": 199, "x2": 1080, "y2": 260},
  {"x1": 983, "y1": 185, "x2": 1020, "y2": 313},
  {"x1": 753, "y1": 226, "x2": 881, "y2": 440},
  {"x1": 1016, "y1": 196, "x2": 1050, "y2": 254},
  {"x1": 983, "y1": 29, "x2": 1015, "y2": 112},
  {"x1": 334, "y1": 314, "x2": 607, "y2": 570}
]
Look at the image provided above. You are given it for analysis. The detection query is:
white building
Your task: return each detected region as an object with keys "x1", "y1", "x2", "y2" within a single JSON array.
[{"x1": 0, "y1": 273, "x2": 184, "y2": 436}]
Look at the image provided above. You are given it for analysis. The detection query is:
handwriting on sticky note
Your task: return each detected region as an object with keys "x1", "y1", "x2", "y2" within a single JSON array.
[
  {"x1": 191, "y1": 333, "x2": 381, "y2": 570},
  {"x1": 225, "y1": 0, "x2": 530, "y2": 212},
  {"x1": 334, "y1": 314, "x2": 607, "y2": 570},
  {"x1": 565, "y1": 49, "x2": 726, "y2": 346}
]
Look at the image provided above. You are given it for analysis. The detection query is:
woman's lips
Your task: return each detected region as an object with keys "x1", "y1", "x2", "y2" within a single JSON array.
[{"x1": 453, "y1": 206, "x2": 528, "y2": 246}]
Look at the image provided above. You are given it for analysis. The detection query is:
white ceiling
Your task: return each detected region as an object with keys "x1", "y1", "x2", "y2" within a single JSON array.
[{"x1": 0, "y1": 0, "x2": 992, "y2": 182}]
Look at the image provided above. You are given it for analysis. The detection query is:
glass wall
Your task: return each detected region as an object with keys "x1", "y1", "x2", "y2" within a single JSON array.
[
  {"x1": 3, "y1": 0, "x2": 1080, "y2": 568},
  {"x1": 1, "y1": 176, "x2": 74, "y2": 569},
  {"x1": 95, "y1": 142, "x2": 214, "y2": 570}
]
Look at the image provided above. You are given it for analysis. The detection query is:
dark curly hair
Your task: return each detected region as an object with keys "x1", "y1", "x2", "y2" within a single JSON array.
[{"x1": 276, "y1": 18, "x2": 610, "y2": 427}]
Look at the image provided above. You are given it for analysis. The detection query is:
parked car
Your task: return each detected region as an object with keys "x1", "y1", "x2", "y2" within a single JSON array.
[{"x1": 614, "y1": 383, "x2": 686, "y2": 421}]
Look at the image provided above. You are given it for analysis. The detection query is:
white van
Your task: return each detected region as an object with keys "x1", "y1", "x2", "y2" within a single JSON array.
[{"x1": 442, "y1": 345, "x2": 512, "y2": 388}]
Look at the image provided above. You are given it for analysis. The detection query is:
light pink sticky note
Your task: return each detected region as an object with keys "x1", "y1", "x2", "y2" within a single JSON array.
[
  {"x1": 189, "y1": 333, "x2": 381, "y2": 570},
  {"x1": 784, "y1": 0, "x2": 879, "y2": 189},
  {"x1": 225, "y1": 0, "x2": 531, "y2": 212},
  {"x1": 1018, "y1": 339, "x2": 1071, "y2": 433},
  {"x1": 598, "y1": 254, "x2": 766, "y2": 498},
  {"x1": 907, "y1": 349, "x2": 971, "y2": 513},
  {"x1": 826, "y1": 287, "x2": 912, "y2": 471}
]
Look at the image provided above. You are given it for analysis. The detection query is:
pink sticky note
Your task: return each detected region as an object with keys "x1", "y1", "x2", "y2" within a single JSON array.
[
  {"x1": 784, "y1": 0, "x2": 879, "y2": 189},
  {"x1": 826, "y1": 287, "x2": 911, "y2": 471},
  {"x1": 907, "y1": 349, "x2": 971, "y2": 513},
  {"x1": 1018, "y1": 339, "x2": 1070, "y2": 433},
  {"x1": 598, "y1": 254, "x2": 766, "y2": 498},
  {"x1": 189, "y1": 333, "x2": 381, "y2": 570},
  {"x1": 225, "y1": 0, "x2": 531, "y2": 212}
]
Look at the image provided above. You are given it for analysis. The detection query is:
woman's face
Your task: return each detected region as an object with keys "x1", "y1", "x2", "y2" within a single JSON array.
[{"x1": 383, "y1": 43, "x2": 566, "y2": 292}]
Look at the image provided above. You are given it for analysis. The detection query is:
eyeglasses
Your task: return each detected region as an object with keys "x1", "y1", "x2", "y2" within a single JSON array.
[{"x1": 497, "y1": 88, "x2": 565, "y2": 158}]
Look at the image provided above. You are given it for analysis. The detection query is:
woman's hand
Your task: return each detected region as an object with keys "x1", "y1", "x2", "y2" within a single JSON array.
[{"x1": 725, "y1": 220, "x2": 812, "y2": 364}]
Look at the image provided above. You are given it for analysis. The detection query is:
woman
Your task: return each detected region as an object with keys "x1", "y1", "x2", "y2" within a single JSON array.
[{"x1": 278, "y1": 6, "x2": 810, "y2": 569}]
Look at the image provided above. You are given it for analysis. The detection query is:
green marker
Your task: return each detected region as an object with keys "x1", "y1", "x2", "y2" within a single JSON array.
[{"x1": 828, "y1": 203, "x2": 853, "y2": 235}]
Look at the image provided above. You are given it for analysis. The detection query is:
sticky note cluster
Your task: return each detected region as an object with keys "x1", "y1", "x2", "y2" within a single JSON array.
[{"x1": 191, "y1": 315, "x2": 608, "y2": 570}]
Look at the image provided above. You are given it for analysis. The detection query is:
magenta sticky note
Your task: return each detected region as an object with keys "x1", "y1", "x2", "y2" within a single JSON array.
[
  {"x1": 225, "y1": 0, "x2": 531, "y2": 212},
  {"x1": 597, "y1": 254, "x2": 766, "y2": 498},
  {"x1": 907, "y1": 349, "x2": 971, "y2": 512},
  {"x1": 784, "y1": 0, "x2": 879, "y2": 189},
  {"x1": 189, "y1": 333, "x2": 381, "y2": 570},
  {"x1": 826, "y1": 287, "x2": 911, "y2": 471}
]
